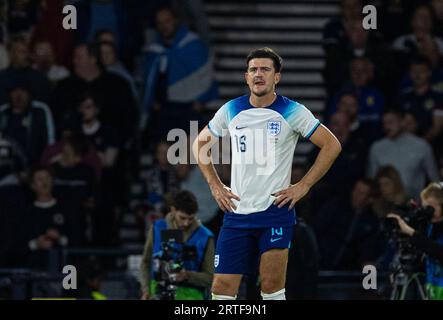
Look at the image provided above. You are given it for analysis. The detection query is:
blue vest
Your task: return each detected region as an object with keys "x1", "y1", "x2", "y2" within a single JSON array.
[
  {"x1": 426, "y1": 224, "x2": 443, "y2": 288},
  {"x1": 151, "y1": 219, "x2": 213, "y2": 276}
]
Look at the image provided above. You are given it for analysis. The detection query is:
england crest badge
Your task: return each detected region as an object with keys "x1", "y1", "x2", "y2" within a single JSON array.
[{"x1": 267, "y1": 120, "x2": 281, "y2": 136}]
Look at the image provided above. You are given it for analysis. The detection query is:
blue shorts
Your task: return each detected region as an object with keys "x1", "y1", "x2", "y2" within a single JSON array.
[{"x1": 214, "y1": 226, "x2": 293, "y2": 275}]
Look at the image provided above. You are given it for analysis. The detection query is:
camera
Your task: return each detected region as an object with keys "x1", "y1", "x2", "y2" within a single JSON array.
[
  {"x1": 383, "y1": 203, "x2": 434, "y2": 235},
  {"x1": 152, "y1": 229, "x2": 197, "y2": 300}
]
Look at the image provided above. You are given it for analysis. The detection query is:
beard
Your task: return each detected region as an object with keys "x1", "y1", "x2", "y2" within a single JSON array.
[{"x1": 251, "y1": 86, "x2": 272, "y2": 97}]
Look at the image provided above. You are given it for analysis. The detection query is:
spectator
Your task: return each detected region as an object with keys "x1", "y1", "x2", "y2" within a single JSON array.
[
  {"x1": 32, "y1": 40, "x2": 70, "y2": 84},
  {"x1": 0, "y1": 35, "x2": 52, "y2": 105},
  {"x1": 26, "y1": 166, "x2": 71, "y2": 270},
  {"x1": 393, "y1": 5, "x2": 443, "y2": 70},
  {"x1": 51, "y1": 43, "x2": 137, "y2": 147},
  {"x1": 312, "y1": 178, "x2": 380, "y2": 270},
  {"x1": 30, "y1": 0, "x2": 75, "y2": 67},
  {"x1": 432, "y1": 0, "x2": 443, "y2": 38},
  {"x1": 367, "y1": 110, "x2": 440, "y2": 199},
  {"x1": 75, "y1": 0, "x2": 140, "y2": 69},
  {"x1": 51, "y1": 136, "x2": 96, "y2": 246},
  {"x1": 377, "y1": 1, "x2": 417, "y2": 43},
  {"x1": 322, "y1": 0, "x2": 362, "y2": 51},
  {"x1": 97, "y1": 41, "x2": 139, "y2": 103},
  {"x1": 6, "y1": 0, "x2": 39, "y2": 39},
  {"x1": 0, "y1": 83, "x2": 55, "y2": 164},
  {"x1": 329, "y1": 57, "x2": 385, "y2": 138},
  {"x1": 397, "y1": 56, "x2": 443, "y2": 140},
  {"x1": 145, "y1": 140, "x2": 180, "y2": 212},
  {"x1": 308, "y1": 111, "x2": 367, "y2": 209},
  {"x1": 372, "y1": 166, "x2": 409, "y2": 219},
  {"x1": 140, "y1": 6, "x2": 218, "y2": 142},
  {"x1": 78, "y1": 94, "x2": 121, "y2": 246},
  {"x1": 324, "y1": 19, "x2": 394, "y2": 99}
]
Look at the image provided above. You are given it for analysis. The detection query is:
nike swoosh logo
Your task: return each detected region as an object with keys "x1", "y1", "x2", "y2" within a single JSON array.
[
  {"x1": 235, "y1": 125, "x2": 247, "y2": 129},
  {"x1": 270, "y1": 237, "x2": 283, "y2": 243}
]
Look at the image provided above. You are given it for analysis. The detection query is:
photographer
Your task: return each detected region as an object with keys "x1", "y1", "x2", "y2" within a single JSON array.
[
  {"x1": 387, "y1": 182, "x2": 443, "y2": 300},
  {"x1": 139, "y1": 190, "x2": 215, "y2": 300}
]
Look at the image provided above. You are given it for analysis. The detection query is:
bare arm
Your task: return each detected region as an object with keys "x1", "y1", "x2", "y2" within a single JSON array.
[
  {"x1": 274, "y1": 124, "x2": 341, "y2": 209},
  {"x1": 192, "y1": 125, "x2": 240, "y2": 211}
]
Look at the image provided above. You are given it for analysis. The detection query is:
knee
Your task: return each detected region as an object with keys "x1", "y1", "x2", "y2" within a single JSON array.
[
  {"x1": 211, "y1": 277, "x2": 237, "y2": 296},
  {"x1": 261, "y1": 276, "x2": 283, "y2": 294}
]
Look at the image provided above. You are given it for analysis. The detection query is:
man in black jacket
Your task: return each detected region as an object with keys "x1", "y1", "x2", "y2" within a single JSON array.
[{"x1": 0, "y1": 83, "x2": 55, "y2": 164}]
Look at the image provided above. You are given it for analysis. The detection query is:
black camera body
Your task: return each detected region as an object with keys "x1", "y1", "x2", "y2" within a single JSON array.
[
  {"x1": 383, "y1": 203, "x2": 434, "y2": 273},
  {"x1": 152, "y1": 229, "x2": 197, "y2": 300}
]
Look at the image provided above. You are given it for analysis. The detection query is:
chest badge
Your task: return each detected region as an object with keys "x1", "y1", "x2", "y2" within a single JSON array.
[{"x1": 267, "y1": 120, "x2": 281, "y2": 136}]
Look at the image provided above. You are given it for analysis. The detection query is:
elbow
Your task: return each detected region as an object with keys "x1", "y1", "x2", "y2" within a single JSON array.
[{"x1": 329, "y1": 138, "x2": 342, "y2": 159}]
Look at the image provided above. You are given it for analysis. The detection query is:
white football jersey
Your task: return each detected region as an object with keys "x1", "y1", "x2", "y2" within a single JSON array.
[{"x1": 208, "y1": 94, "x2": 320, "y2": 215}]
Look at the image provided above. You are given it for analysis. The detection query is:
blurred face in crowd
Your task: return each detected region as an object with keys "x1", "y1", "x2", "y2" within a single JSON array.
[
  {"x1": 245, "y1": 58, "x2": 280, "y2": 98},
  {"x1": 350, "y1": 58, "x2": 372, "y2": 88},
  {"x1": 99, "y1": 43, "x2": 117, "y2": 66},
  {"x1": 402, "y1": 113, "x2": 418, "y2": 134},
  {"x1": 31, "y1": 169, "x2": 53, "y2": 198},
  {"x1": 337, "y1": 94, "x2": 359, "y2": 122},
  {"x1": 329, "y1": 111, "x2": 351, "y2": 144},
  {"x1": 421, "y1": 196, "x2": 443, "y2": 223},
  {"x1": 73, "y1": 45, "x2": 97, "y2": 72},
  {"x1": 156, "y1": 9, "x2": 178, "y2": 41},
  {"x1": 410, "y1": 63, "x2": 431, "y2": 89},
  {"x1": 378, "y1": 176, "x2": 396, "y2": 200},
  {"x1": 33, "y1": 41, "x2": 55, "y2": 70},
  {"x1": 10, "y1": 40, "x2": 29, "y2": 67},
  {"x1": 97, "y1": 31, "x2": 116, "y2": 45},
  {"x1": 432, "y1": 0, "x2": 443, "y2": 19},
  {"x1": 341, "y1": 0, "x2": 362, "y2": 20},
  {"x1": 412, "y1": 6, "x2": 433, "y2": 37},
  {"x1": 348, "y1": 21, "x2": 368, "y2": 49},
  {"x1": 172, "y1": 207, "x2": 196, "y2": 231},
  {"x1": 79, "y1": 98, "x2": 99, "y2": 123},
  {"x1": 155, "y1": 142, "x2": 170, "y2": 167},
  {"x1": 383, "y1": 112, "x2": 403, "y2": 139},
  {"x1": 10, "y1": 87, "x2": 30, "y2": 113},
  {"x1": 351, "y1": 180, "x2": 372, "y2": 210}
]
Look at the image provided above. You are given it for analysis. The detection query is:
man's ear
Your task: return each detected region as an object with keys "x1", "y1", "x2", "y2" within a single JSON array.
[
  {"x1": 275, "y1": 72, "x2": 281, "y2": 84},
  {"x1": 170, "y1": 206, "x2": 177, "y2": 213},
  {"x1": 244, "y1": 72, "x2": 249, "y2": 84}
]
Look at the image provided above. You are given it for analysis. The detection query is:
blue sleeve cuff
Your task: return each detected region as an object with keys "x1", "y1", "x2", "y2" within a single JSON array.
[
  {"x1": 306, "y1": 121, "x2": 321, "y2": 139},
  {"x1": 208, "y1": 122, "x2": 221, "y2": 138}
]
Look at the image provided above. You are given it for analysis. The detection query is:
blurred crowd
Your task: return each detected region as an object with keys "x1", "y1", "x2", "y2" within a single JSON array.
[
  {"x1": 0, "y1": 0, "x2": 218, "y2": 270},
  {"x1": 2, "y1": 0, "x2": 443, "y2": 275}
]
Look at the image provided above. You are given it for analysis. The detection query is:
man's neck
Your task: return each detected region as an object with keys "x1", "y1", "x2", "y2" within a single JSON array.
[
  {"x1": 35, "y1": 194, "x2": 54, "y2": 203},
  {"x1": 249, "y1": 92, "x2": 277, "y2": 108},
  {"x1": 76, "y1": 67, "x2": 101, "y2": 82}
]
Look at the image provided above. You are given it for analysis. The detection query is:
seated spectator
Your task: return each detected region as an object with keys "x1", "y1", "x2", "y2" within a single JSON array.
[
  {"x1": 308, "y1": 111, "x2": 367, "y2": 208},
  {"x1": 75, "y1": 0, "x2": 139, "y2": 69},
  {"x1": 0, "y1": 82, "x2": 55, "y2": 164},
  {"x1": 372, "y1": 166, "x2": 409, "y2": 219},
  {"x1": 393, "y1": 4, "x2": 443, "y2": 70},
  {"x1": 377, "y1": 1, "x2": 417, "y2": 43},
  {"x1": 6, "y1": 0, "x2": 39, "y2": 39},
  {"x1": 367, "y1": 109, "x2": 440, "y2": 199},
  {"x1": 329, "y1": 57, "x2": 384, "y2": 137},
  {"x1": 78, "y1": 94, "x2": 121, "y2": 246},
  {"x1": 30, "y1": 0, "x2": 75, "y2": 67},
  {"x1": 51, "y1": 136, "x2": 97, "y2": 246},
  {"x1": 324, "y1": 18, "x2": 394, "y2": 98},
  {"x1": 0, "y1": 35, "x2": 52, "y2": 105},
  {"x1": 312, "y1": 178, "x2": 380, "y2": 270},
  {"x1": 140, "y1": 6, "x2": 218, "y2": 141},
  {"x1": 97, "y1": 40, "x2": 139, "y2": 103},
  {"x1": 26, "y1": 166, "x2": 71, "y2": 270},
  {"x1": 0, "y1": 132, "x2": 28, "y2": 267},
  {"x1": 145, "y1": 140, "x2": 180, "y2": 212},
  {"x1": 41, "y1": 124, "x2": 102, "y2": 180},
  {"x1": 51, "y1": 43, "x2": 137, "y2": 147},
  {"x1": 432, "y1": 0, "x2": 443, "y2": 38},
  {"x1": 32, "y1": 40, "x2": 70, "y2": 84},
  {"x1": 398, "y1": 56, "x2": 443, "y2": 139}
]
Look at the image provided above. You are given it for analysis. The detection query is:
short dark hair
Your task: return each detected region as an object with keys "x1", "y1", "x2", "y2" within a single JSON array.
[
  {"x1": 384, "y1": 108, "x2": 404, "y2": 118},
  {"x1": 29, "y1": 165, "x2": 53, "y2": 184},
  {"x1": 246, "y1": 47, "x2": 283, "y2": 72},
  {"x1": 171, "y1": 190, "x2": 198, "y2": 215}
]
